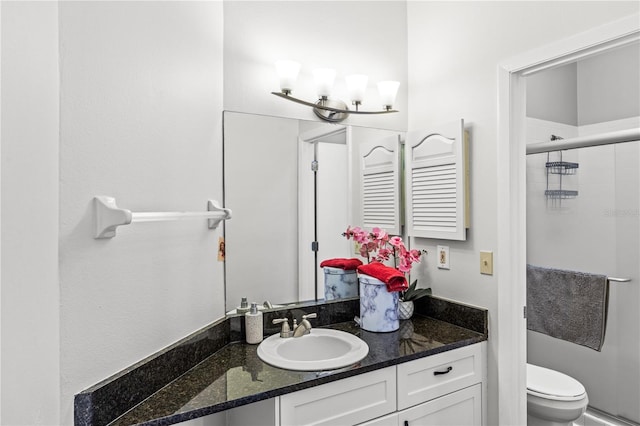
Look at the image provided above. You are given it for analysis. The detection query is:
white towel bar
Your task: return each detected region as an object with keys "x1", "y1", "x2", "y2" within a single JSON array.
[{"x1": 94, "y1": 196, "x2": 232, "y2": 239}]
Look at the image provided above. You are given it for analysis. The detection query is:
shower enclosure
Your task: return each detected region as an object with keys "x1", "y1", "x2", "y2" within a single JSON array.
[
  {"x1": 525, "y1": 42, "x2": 639, "y2": 424},
  {"x1": 526, "y1": 134, "x2": 639, "y2": 424}
]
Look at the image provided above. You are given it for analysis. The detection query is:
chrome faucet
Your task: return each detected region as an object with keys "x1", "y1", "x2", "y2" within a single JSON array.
[
  {"x1": 272, "y1": 318, "x2": 293, "y2": 338},
  {"x1": 293, "y1": 313, "x2": 317, "y2": 337}
]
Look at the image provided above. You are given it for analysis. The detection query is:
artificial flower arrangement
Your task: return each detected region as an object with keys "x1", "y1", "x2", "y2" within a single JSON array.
[{"x1": 343, "y1": 226, "x2": 430, "y2": 302}]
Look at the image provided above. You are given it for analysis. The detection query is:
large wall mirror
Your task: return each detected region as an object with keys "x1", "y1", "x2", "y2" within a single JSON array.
[{"x1": 223, "y1": 111, "x2": 404, "y2": 313}]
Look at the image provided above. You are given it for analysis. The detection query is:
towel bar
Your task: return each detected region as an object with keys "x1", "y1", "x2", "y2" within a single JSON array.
[
  {"x1": 94, "y1": 196, "x2": 232, "y2": 239},
  {"x1": 608, "y1": 277, "x2": 631, "y2": 283}
]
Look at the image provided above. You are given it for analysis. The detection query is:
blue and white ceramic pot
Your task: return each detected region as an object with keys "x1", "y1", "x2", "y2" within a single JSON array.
[
  {"x1": 323, "y1": 267, "x2": 359, "y2": 301},
  {"x1": 356, "y1": 273, "x2": 399, "y2": 332}
]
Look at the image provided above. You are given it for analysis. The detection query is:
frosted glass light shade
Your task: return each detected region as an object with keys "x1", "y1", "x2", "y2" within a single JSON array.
[
  {"x1": 377, "y1": 81, "x2": 400, "y2": 108},
  {"x1": 275, "y1": 60, "x2": 301, "y2": 93},
  {"x1": 345, "y1": 74, "x2": 368, "y2": 104},
  {"x1": 313, "y1": 68, "x2": 336, "y2": 98}
]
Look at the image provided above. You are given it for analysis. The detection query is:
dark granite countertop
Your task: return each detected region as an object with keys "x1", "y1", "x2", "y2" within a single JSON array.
[
  {"x1": 112, "y1": 317, "x2": 484, "y2": 426},
  {"x1": 75, "y1": 296, "x2": 488, "y2": 426}
]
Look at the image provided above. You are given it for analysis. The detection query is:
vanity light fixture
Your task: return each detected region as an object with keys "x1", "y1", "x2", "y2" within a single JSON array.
[{"x1": 272, "y1": 60, "x2": 399, "y2": 123}]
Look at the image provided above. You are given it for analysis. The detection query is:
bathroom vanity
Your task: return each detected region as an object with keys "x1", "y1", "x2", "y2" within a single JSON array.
[
  {"x1": 75, "y1": 296, "x2": 488, "y2": 426},
  {"x1": 177, "y1": 342, "x2": 484, "y2": 426}
]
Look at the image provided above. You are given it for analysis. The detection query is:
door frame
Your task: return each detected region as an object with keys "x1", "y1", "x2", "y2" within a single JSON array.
[
  {"x1": 298, "y1": 125, "x2": 349, "y2": 302},
  {"x1": 496, "y1": 13, "x2": 639, "y2": 425}
]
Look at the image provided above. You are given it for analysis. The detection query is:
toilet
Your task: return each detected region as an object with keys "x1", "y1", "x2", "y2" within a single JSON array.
[{"x1": 527, "y1": 363, "x2": 589, "y2": 426}]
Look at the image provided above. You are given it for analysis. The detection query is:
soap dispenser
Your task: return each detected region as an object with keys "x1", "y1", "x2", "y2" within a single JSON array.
[
  {"x1": 236, "y1": 297, "x2": 250, "y2": 314},
  {"x1": 245, "y1": 302, "x2": 263, "y2": 344}
]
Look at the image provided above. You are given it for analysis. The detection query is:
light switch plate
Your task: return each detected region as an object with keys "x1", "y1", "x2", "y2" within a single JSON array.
[
  {"x1": 480, "y1": 251, "x2": 493, "y2": 275},
  {"x1": 437, "y1": 245, "x2": 450, "y2": 269}
]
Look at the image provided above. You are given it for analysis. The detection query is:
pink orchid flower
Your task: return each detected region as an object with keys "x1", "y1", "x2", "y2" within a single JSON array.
[
  {"x1": 342, "y1": 225, "x2": 427, "y2": 276},
  {"x1": 389, "y1": 236, "x2": 403, "y2": 247}
]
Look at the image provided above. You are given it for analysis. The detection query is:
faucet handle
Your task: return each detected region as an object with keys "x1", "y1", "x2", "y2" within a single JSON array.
[
  {"x1": 302, "y1": 313, "x2": 317, "y2": 320},
  {"x1": 272, "y1": 318, "x2": 292, "y2": 338}
]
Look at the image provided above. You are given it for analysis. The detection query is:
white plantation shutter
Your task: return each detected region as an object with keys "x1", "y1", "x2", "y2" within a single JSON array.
[
  {"x1": 361, "y1": 135, "x2": 401, "y2": 235},
  {"x1": 406, "y1": 120, "x2": 469, "y2": 240}
]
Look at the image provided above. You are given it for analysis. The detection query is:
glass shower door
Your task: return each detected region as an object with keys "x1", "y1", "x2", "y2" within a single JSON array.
[{"x1": 526, "y1": 139, "x2": 639, "y2": 423}]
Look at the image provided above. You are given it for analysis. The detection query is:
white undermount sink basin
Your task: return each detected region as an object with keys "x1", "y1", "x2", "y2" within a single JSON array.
[{"x1": 257, "y1": 328, "x2": 369, "y2": 371}]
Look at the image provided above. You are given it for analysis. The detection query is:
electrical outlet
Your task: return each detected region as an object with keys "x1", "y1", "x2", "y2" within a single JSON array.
[
  {"x1": 480, "y1": 251, "x2": 493, "y2": 275},
  {"x1": 437, "y1": 245, "x2": 450, "y2": 269}
]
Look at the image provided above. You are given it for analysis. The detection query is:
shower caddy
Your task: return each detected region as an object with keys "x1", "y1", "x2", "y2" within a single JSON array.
[{"x1": 544, "y1": 134, "x2": 579, "y2": 202}]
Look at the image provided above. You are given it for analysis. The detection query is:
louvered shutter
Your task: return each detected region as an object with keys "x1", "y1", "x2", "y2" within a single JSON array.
[
  {"x1": 406, "y1": 120, "x2": 469, "y2": 240},
  {"x1": 361, "y1": 135, "x2": 401, "y2": 235}
]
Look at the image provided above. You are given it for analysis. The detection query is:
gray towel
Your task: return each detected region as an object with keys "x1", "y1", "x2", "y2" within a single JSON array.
[{"x1": 527, "y1": 264, "x2": 609, "y2": 351}]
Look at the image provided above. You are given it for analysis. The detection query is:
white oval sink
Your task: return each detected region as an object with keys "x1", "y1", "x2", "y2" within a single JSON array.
[{"x1": 257, "y1": 328, "x2": 369, "y2": 371}]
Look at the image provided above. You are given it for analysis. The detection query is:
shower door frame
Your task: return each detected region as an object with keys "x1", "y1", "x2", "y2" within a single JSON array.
[{"x1": 496, "y1": 13, "x2": 640, "y2": 426}]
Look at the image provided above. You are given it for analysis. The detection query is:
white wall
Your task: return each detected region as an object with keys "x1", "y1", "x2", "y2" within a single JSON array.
[
  {"x1": 526, "y1": 63, "x2": 578, "y2": 125},
  {"x1": 578, "y1": 43, "x2": 640, "y2": 125},
  {"x1": 2, "y1": 2, "x2": 224, "y2": 425},
  {"x1": 223, "y1": 1, "x2": 408, "y2": 131},
  {"x1": 1, "y1": 2, "x2": 60, "y2": 424},
  {"x1": 57, "y1": 3, "x2": 224, "y2": 424},
  {"x1": 406, "y1": 2, "x2": 640, "y2": 424},
  {"x1": 526, "y1": 42, "x2": 640, "y2": 127}
]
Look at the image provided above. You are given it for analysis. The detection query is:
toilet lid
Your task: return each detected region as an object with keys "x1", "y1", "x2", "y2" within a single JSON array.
[{"x1": 527, "y1": 364, "x2": 586, "y2": 401}]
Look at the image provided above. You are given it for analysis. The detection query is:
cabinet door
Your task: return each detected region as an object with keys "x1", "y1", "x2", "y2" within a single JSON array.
[
  {"x1": 405, "y1": 120, "x2": 469, "y2": 241},
  {"x1": 359, "y1": 134, "x2": 402, "y2": 235},
  {"x1": 280, "y1": 366, "x2": 396, "y2": 426},
  {"x1": 399, "y1": 384, "x2": 482, "y2": 426}
]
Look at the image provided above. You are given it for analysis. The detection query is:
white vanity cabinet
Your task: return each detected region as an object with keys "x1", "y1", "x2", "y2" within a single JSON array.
[
  {"x1": 356, "y1": 382, "x2": 481, "y2": 426},
  {"x1": 279, "y1": 366, "x2": 397, "y2": 426},
  {"x1": 181, "y1": 342, "x2": 485, "y2": 426},
  {"x1": 357, "y1": 342, "x2": 485, "y2": 426}
]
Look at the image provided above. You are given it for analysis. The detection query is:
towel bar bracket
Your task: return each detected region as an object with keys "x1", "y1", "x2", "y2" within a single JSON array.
[
  {"x1": 207, "y1": 200, "x2": 231, "y2": 230},
  {"x1": 94, "y1": 196, "x2": 232, "y2": 239}
]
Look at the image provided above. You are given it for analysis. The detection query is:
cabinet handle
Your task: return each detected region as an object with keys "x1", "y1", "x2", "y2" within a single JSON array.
[{"x1": 433, "y1": 366, "x2": 453, "y2": 375}]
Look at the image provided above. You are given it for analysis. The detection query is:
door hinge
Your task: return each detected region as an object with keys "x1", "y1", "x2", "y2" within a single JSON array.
[
  {"x1": 523, "y1": 306, "x2": 527, "y2": 319},
  {"x1": 311, "y1": 241, "x2": 319, "y2": 252},
  {"x1": 311, "y1": 160, "x2": 318, "y2": 172}
]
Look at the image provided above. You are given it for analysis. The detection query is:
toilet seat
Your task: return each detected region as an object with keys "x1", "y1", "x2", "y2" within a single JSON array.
[{"x1": 527, "y1": 364, "x2": 587, "y2": 402}]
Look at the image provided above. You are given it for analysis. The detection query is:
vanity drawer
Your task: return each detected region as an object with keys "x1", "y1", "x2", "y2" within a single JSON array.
[
  {"x1": 399, "y1": 383, "x2": 482, "y2": 426},
  {"x1": 397, "y1": 343, "x2": 484, "y2": 410},
  {"x1": 279, "y1": 366, "x2": 396, "y2": 426}
]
